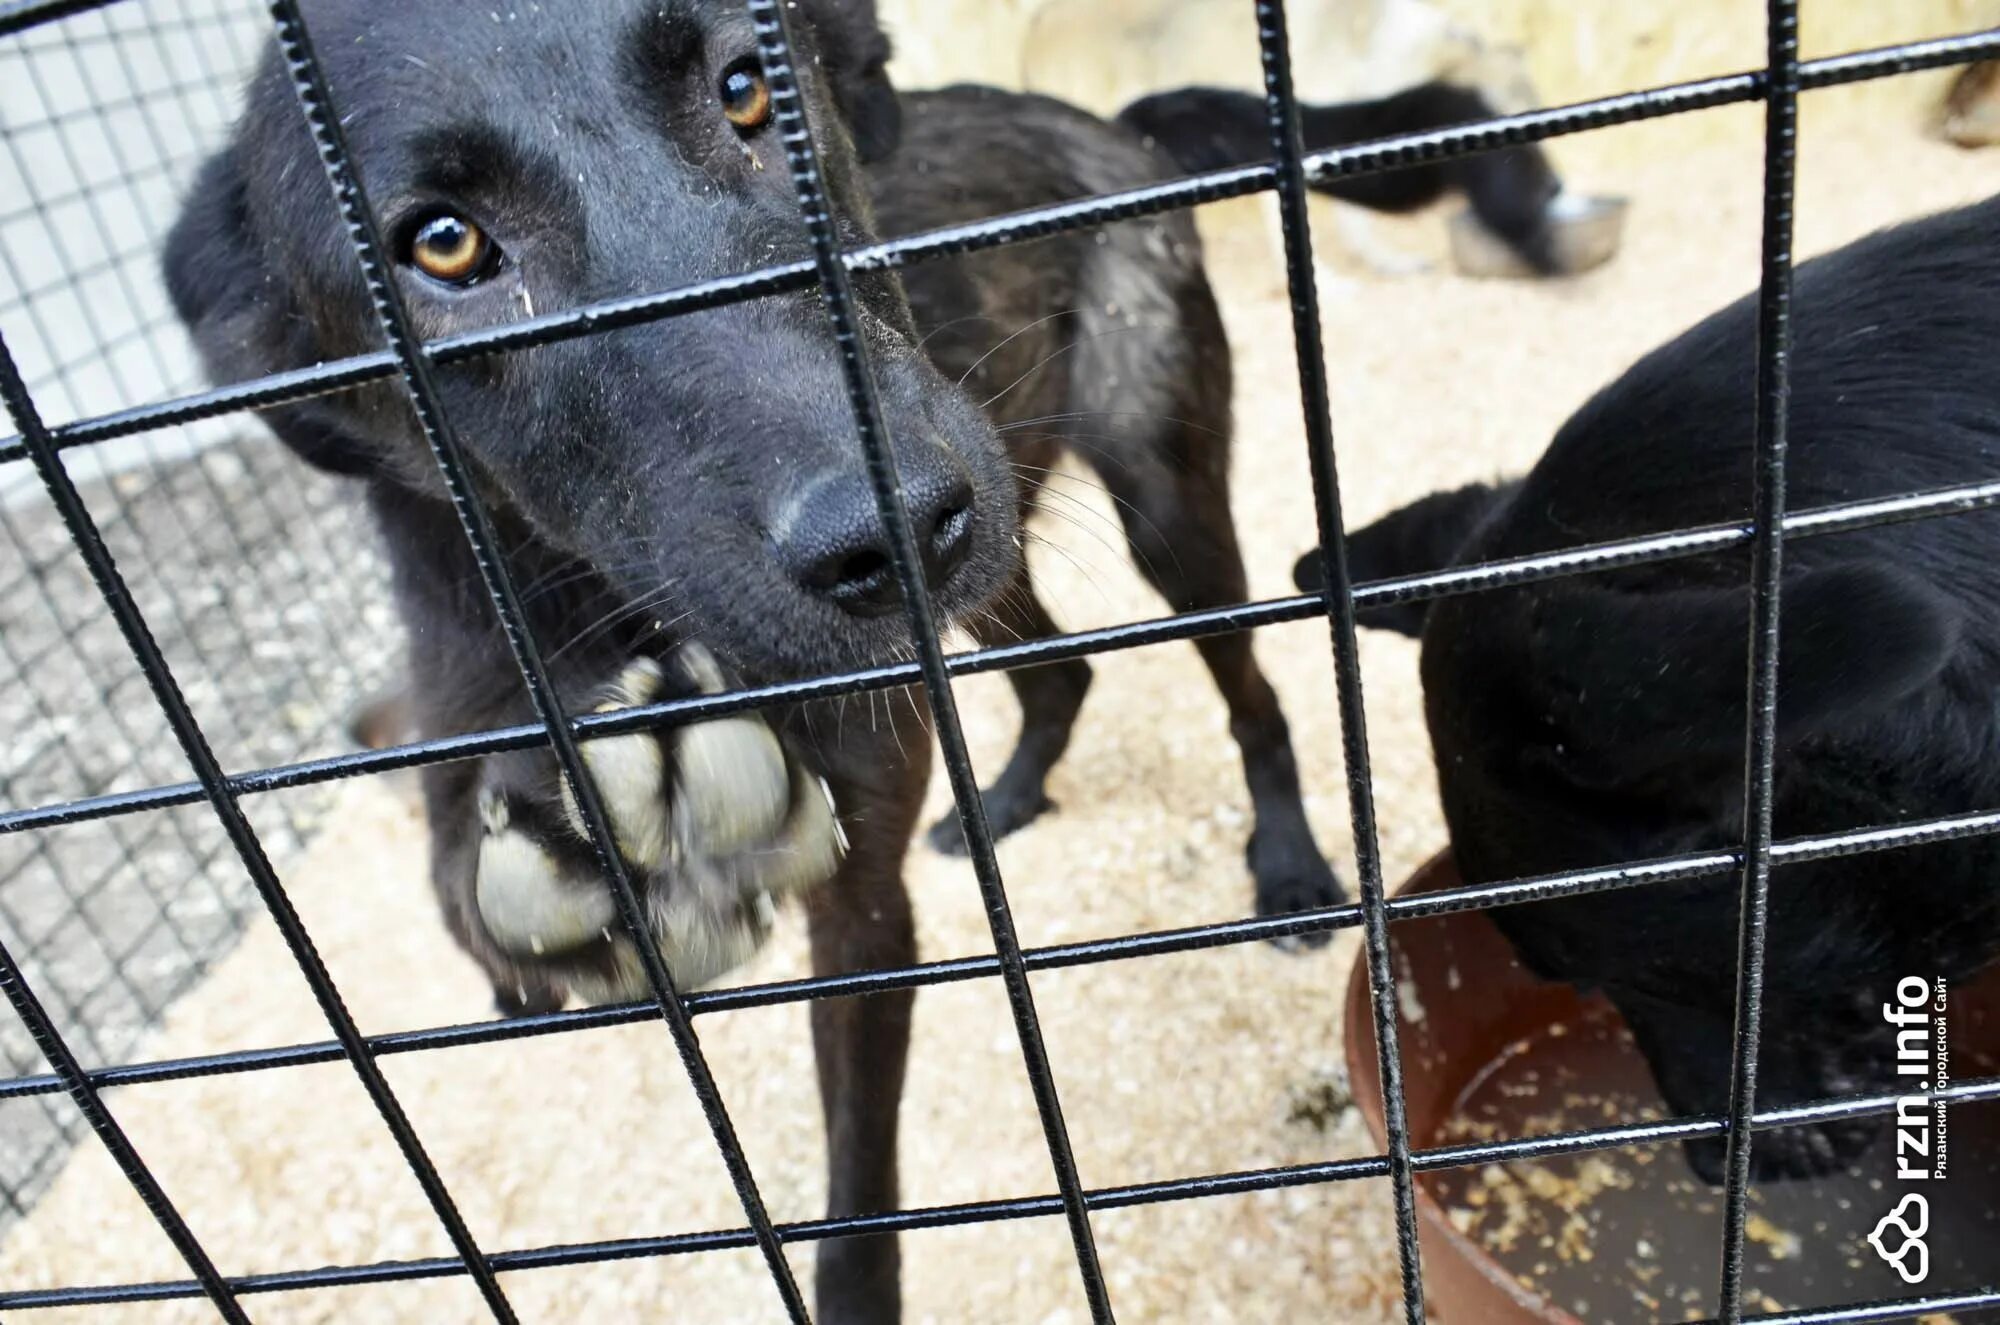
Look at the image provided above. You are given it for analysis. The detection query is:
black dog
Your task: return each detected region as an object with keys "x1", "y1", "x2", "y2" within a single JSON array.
[
  {"x1": 1118, "y1": 82, "x2": 1569, "y2": 274},
  {"x1": 165, "y1": 2, "x2": 1342, "y2": 1316},
  {"x1": 1297, "y1": 196, "x2": 2000, "y2": 1182}
]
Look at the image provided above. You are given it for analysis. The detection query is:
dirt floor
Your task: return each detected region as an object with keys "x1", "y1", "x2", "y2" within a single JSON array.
[{"x1": 3, "y1": 116, "x2": 1996, "y2": 1324}]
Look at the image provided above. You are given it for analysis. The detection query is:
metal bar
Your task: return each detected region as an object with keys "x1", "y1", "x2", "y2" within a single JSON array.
[
  {"x1": 1717, "y1": 0, "x2": 1800, "y2": 1316},
  {"x1": 1721, "y1": 1290, "x2": 2000, "y2": 1324},
  {"x1": 4, "y1": 30, "x2": 1997, "y2": 467},
  {"x1": 257, "y1": 2, "x2": 808, "y2": 1317},
  {"x1": 5, "y1": 469, "x2": 2000, "y2": 840},
  {"x1": 1253, "y1": 0, "x2": 1423, "y2": 1317},
  {"x1": 4, "y1": 800, "x2": 1994, "y2": 1142},
  {"x1": 744, "y1": 0, "x2": 1110, "y2": 1316},
  {"x1": 0, "y1": 925, "x2": 245, "y2": 1321},
  {"x1": 0, "y1": 0, "x2": 121, "y2": 38},
  {"x1": 7, "y1": 1077, "x2": 1993, "y2": 1311}
]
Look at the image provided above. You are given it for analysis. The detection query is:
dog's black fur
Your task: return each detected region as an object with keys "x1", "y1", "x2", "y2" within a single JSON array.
[
  {"x1": 164, "y1": 3, "x2": 1341, "y2": 1316},
  {"x1": 1297, "y1": 196, "x2": 2000, "y2": 1182},
  {"x1": 1118, "y1": 83, "x2": 1567, "y2": 274}
]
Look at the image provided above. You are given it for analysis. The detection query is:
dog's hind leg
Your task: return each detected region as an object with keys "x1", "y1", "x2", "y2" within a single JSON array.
[
  {"x1": 1064, "y1": 227, "x2": 1345, "y2": 929},
  {"x1": 1091, "y1": 432, "x2": 1348, "y2": 930},
  {"x1": 926, "y1": 564, "x2": 1092, "y2": 854}
]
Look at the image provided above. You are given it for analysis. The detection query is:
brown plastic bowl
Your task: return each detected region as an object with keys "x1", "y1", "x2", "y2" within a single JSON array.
[
  {"x1": 1342, "y1": 852, "x2": 1591, "y2": 1324},
  {"x1": 1344, "y1": 851, "x2": 2000, "y2": 1324}
]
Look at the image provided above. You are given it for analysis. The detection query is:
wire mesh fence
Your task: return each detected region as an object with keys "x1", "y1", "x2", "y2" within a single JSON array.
[
  {"x1": 0, "y1": 0, "x2": 398, "y2": 1230},
  {"x1": 0, "y1": 0, "x2": 1996, "y2": 1321}
]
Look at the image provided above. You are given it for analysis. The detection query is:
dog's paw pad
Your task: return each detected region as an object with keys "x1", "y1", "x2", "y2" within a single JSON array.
[
  {"x1": 647, "y1": 889, "x2": 770, "y2": 992},
  {"x1": 673, "y1": 717, "x2": 790, "y2": 859},
  {"x1": 558, "y1": 658, "x2": 671, "y2": 869},
  {"x1": 477, "y1": 790, "x2": 616, "y2": 957},
  {"x1": 661, "y1": 642, "x2": 793, "y2": 857}
]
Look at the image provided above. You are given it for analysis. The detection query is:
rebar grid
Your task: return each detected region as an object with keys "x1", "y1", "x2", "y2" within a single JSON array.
[
  {"x1": 0, "y1": 0, "x2": 1993, "y2": 1321},
  {"x1": 1717, "y1": 0, "x2": 1801, "y2": 1315},
  {"x1": 1252, "y1": 0, "x2": 1421, "y2": 1316},
  {"x1": 746, "y1": 0, "x2": 1111, "y2": 1316}
]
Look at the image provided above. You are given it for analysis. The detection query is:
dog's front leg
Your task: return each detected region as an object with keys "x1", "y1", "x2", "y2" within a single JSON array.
[{"x1": 803, "y1": 722, "x2": 927, "y2": 1325}]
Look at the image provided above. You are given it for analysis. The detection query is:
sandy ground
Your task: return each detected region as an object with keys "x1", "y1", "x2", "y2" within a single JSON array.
[{"x1": 3, "y1": 117, "x2": 1996, "y2": 1324}]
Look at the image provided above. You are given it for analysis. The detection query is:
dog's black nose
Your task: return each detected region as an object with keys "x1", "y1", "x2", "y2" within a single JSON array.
[{"x1": 777, "y1": 461, "x2": 976, "y2": 617}]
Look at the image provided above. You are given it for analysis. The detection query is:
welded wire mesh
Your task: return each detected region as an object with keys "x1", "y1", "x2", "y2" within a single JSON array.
[
  {"x1": 0, "y1": 0, "x2": 397, "y2": 1230},
  {"x1": 0, "y1": 0, "x2": 1996, "y2": 1321}
]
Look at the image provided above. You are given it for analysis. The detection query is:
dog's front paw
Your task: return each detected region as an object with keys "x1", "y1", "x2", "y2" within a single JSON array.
[
  {"x1": 473, "y1": 645, "x2": 845, "y2": 1006},
  {"x1": 925, "y1": 786, "x2": 1053, "y2": 856}
]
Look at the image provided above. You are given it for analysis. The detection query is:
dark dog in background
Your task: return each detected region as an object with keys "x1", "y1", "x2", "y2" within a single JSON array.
[
  {"x1": 165, "y1": 1, "x2": 1342, "y2": 1316},
  {"x1": 1297, "y1": 196, "x2": 2000, "y2": 1181},
  {"x1": 1120, "y1": 82, "x2": 1570, "y2": 274}
]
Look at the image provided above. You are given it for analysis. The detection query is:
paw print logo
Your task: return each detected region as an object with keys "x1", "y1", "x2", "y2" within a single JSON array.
[{"x1": 1866, "y1": 1193, "x2": 1930, "y2": 1284}]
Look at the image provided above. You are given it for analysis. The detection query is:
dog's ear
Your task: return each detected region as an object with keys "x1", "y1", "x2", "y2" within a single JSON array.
[
  {"x1": 164, "y1": 147, "x2": 381, "y2": 477},
  {"x1": 806, "y1": 0, "x2": 901, "y2": 162},
  {"x1": 163, "y1": 148, "x2": 280, "y2": 387},
  {"x1": 1295, "y1": 480, "x2": 1515, "y2": 636},
  {"x1": 1528, "y1": 561, "x2": 1960, "y2": 776}
]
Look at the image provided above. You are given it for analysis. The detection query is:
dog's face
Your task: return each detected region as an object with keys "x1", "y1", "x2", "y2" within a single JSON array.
[{"x1": 165, "y1": 0, "x2": 1018, "y2": 681}]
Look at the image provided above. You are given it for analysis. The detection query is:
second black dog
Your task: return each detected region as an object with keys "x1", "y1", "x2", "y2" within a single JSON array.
[
  {"x1": 1118, "y1": 81, "x2": 1570, "y2": 274},
  {"x1": 1298, "y1": 195, "x2": 2000, "y2": 1182}
]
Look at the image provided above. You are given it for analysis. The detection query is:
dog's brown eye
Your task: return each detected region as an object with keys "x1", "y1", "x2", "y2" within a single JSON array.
[
  {"x1": 720, "y1": 64, "x2": 772, "y2": 131},
  {"x1": 408, "y1": 214, "x2": 494, "y2": 285}
]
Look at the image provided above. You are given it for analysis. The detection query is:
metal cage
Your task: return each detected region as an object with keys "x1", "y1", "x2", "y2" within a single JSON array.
[{"x1": 0, "y1": 0, "x2": 1997, "y2": 1321}]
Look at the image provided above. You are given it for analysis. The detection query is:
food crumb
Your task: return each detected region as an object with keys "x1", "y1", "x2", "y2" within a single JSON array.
[{"x1": 1746, "y1": 1213, "x2": 1801, "y2": 1261}]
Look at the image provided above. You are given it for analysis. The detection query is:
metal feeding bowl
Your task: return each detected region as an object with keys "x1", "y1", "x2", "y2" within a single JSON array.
[
  {"x1": 1449, "y1": 192, "x2": 1630, "y2": 279},
  {"x1": 1344, "y1": 852, "x2": 2000, "y2": 1324}
]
